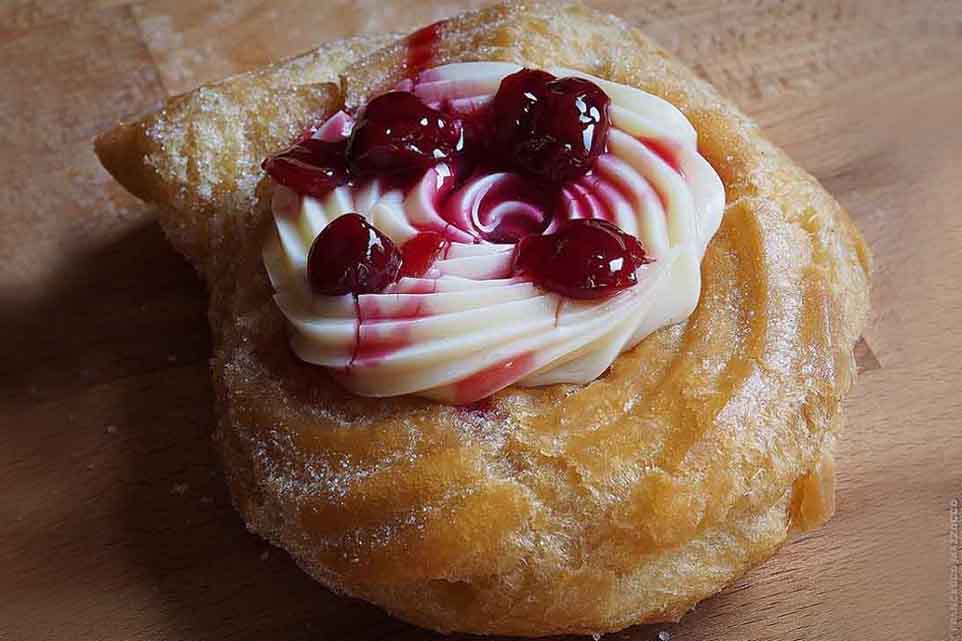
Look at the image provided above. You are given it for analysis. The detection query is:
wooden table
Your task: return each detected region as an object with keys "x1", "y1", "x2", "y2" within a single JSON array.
[{"x1": 2, "y1": 1, "x2": 960, "y2": 639}]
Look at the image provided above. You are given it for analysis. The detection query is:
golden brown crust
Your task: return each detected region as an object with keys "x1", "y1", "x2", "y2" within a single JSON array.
[
  {"x1": 95, "y1": 1, "x2": 871, "y2": 635},
  {"x1": 94, "y1": 34, "x2": 396, "y2": 275}
]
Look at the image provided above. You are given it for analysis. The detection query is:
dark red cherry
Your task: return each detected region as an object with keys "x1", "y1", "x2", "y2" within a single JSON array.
[
  {"x1": 399, "y1": 231, "x2": 450, "y2": 277},
  {"x1": 492, "y1": 68, "x2": 556, "y2": 148},
  {"x1": 347, "y1": 92, "x2": 465, "y2": 176},
  {"x1": 537, "y1": 77, "x2": 610, "y2": 178},
  {"x1": 261, "y1": 138, "x2": 349, "y2": 197},
  {"x1": 513, "y1": 219, "x2": 651, "y2": 299},
  {"x1": 307, "y1": 213, "x2": 402, "y2": 295},
  {"x1": 493, "y1": 70, "x2": 610, "y2": 183}
]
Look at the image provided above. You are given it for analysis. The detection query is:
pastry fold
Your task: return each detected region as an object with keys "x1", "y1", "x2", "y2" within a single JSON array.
[{"x1": 96, "y1": 1, "x2": 871, "y2": 635}]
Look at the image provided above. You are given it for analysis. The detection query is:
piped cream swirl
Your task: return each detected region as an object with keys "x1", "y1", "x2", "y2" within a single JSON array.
[{"x1": 263, "y1": 63, "x2": 725, "y2": 404}]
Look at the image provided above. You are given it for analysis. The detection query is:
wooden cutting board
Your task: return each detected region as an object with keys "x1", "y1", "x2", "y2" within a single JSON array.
[{"x1": 2, "y1": 1, "x2": 960, "y2": 639}]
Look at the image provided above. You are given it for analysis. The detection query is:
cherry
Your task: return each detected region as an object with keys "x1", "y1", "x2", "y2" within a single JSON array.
[
  {"x1": 512, "y1": 219, "x2": 651, "y2": 300},
  {"x1": 399, "y1": 231, "x2": 450, "y2": 277},
  {"x1": 261, "y1": 138, "x2": 349, "y2": 197},
  {"x1": 347, "y1": 92, "x2": 465, "y2": 176},
  {"x1": 493, "y1": 70, "x2": 610, "y2": 183},
  {"x1": 307, "y1": 213, "x2": 402, "y2": 295},
  {"x1": 491, "y1": 68, "x2": 556, "y2": 152}
]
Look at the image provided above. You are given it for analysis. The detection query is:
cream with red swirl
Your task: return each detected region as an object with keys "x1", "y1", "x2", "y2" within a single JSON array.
[{"x1": 262, "y1": 62, "x2": 725, "y2": 404}]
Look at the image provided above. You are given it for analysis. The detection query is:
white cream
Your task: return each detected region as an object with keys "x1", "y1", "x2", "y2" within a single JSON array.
[{"x1": 263, "y1": 63, "x2": 725, "y2": 404}]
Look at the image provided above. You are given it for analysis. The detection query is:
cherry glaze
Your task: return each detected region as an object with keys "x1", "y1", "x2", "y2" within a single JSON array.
[
  {"x1": 351, "y1": 330, "x2": 412, "y2": 367},
  {"x1": 642, "y1": 138, "x2": 684, "y2": 176},
  {"x1": 306, "y1": 213, "x2": 401, "y2": 295},
  {"x1": 261, "y1": 138, "x2": 349, "y2": 197},
  {"x1": 399, "y1": 231, "x2": 450, "y2": 277},
  {"x1": 405, "y1": 20, "x2": 443, "y2": 73},
  {"x1": 513, "y1": 219, "x2": 651, "y2": 300},
  {"x1": 452, "y1": 353, "x2": 535, "y2": 405},
  {"x1": 492, "y1": 70, "x2": 611, "y2": 183},
  {"x1": 347, "y1": 92, "x2": 465, "y2": 176},
  {"x1": 444, "y1": 171, "x2": 556, "y2": 244}
]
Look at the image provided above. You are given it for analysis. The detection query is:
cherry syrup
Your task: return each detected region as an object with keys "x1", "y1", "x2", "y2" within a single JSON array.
[
  {"x1": 405, "y1": 20, "x2": 444, "y2": 74},
  {"x1": 641, "y1": 138, "x2": 684, "y2": 176},
  {"x1": 399, "y1": 231, "x2": 451, "y2": 277}
]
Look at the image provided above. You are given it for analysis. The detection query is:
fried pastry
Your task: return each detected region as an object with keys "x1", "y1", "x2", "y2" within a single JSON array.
[{"x1": 95, "y1": 1, "x2": 871, "y2": 635}]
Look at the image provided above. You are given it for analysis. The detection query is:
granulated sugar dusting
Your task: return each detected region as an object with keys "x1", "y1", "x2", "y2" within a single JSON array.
[{"x1": 93, "y1": 1, "x2": 871, "y2": 636}]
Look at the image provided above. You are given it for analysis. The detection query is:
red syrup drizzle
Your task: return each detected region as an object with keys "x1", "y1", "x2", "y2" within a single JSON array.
[
  {"x1": 352, "y1": 329, "x2": 414, "y2": 367},
  {"x1": 563, "y1": 176, "x2": 616, "y2": 223},
  {"x1": 396, "y1": 278, "x2": 442, "y2": 295},
  {"x1": 640, "y1": 138, "x2": 685, "y2": 177},
  {"x1": 404, "y1": 20, "x2": 444, "y2": 74},
  {"x1": 399, "y1": 231, "x2": 451, "y2": 277},
  {"x1": 346, "y1": 232, "x2": 452, "y2": 368},
  {"x1": 349, "y1": 295, "x2": 362, "y2": 369},
  {"x1": 453, "y1": 352, "x2": 536, "y2": 405},
  {"x1": 349, "y1": 298, "x2": 428, "y2": 368},
  {"x1": 358, "y1": 294, "x2": 431, "y2": 321}
]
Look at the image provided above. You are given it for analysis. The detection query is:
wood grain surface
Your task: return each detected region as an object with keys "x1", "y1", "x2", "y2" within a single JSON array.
[{"x1": 2, "y1": 1, "x2": 961, "y2": 640}]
